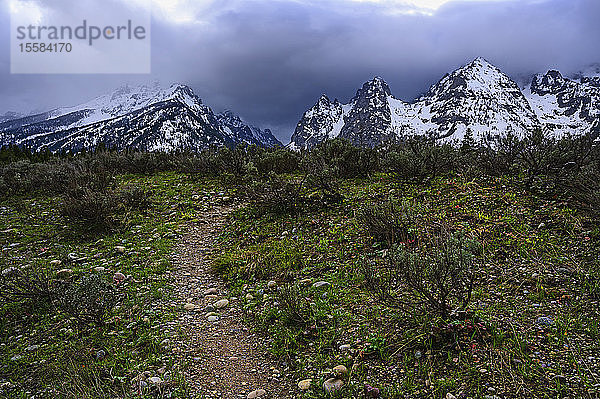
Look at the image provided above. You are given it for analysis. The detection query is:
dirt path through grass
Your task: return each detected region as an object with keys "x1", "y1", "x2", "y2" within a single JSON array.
[{"x1": 168, "y1": 205, "x2": 294, "y2": 399}]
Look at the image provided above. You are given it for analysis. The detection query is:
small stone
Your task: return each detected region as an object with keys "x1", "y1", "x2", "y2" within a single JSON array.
[
  {"x1": 339, "y1": 344, "x2": 351, "y2": 352},
  {"x1": 184, "y1": 303, "x2": 197, "y2": 311},
  {"x1": 115, "y1": 246, "x2": 126, "y2": 254},
  {"x1": 56, "y1": 269, "x2": 73, "y2": 279},
  {"x1": 214, "y1": 299, "x2": 229, "y2": 309},
  {"x1": 147, "y1": 376, "x2": 162, "y2": 385},
  {"x1": 245, "y1": 293, "x2": 254, "y2": 301},
  {"x1": 299, "y1": 278, "x2": 312, "y2": 286},
  {"x1": 10, "y1": 355, "x2": 22, "y2": 361},
  {"x1": 1, "y1": 267, "x2": 19, "y2": 277},
  {"x1": 332, "y1": 365, "x2": 348, "y2": 377},
  {"x1": 96, "y1": 350, "x2": 106, "y2": 360},
  {"x1": 94, "y1": 266, "x2": 105, "y2": 273},
  {"x1": 446, "y1": 394, "x2": 457, "y2": 399},
  {"x1": 267, "y1": 280, "x2": 277, "y2": 289},
  {"x1": 536, "y1": 316, "x2": 554, "y2": 326},
  {"x1": 323, "y1": 378, "x2": 344, "y2": 395},
  {"x1": 208, "y1": 316, "x2": 219, "y2": 322},
  {"x1": 312, "y1": 281, "x2": 330, "y2": 288},
  {"x1": 25, "y1": 345, "x2": 39, "y2": 352},
  {"x1": 113, "y1": 272, "x2": 126, "y2": 283},
  {"x1": 50, "y1": 260, "x2": 62, "y2": 266},
  {"x1": 298, "y1": 379, "x2": 312, "y2": 390},
  {"x1": 204, "y1": 288, "x2": 218, "y2": 295},
  {"x1": 365, "y1": 384, "x2": 381, "y2": 398},
  {"x1": 247, "y1": 388, "x2": 267, "y2": 398}
]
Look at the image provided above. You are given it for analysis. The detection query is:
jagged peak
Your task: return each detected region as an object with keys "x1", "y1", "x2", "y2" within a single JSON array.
[
  {"x1": 318, "y1": 94, "x2": 332, "y2": 104},
  {"x1": 470, "y1": 57, "x2": 493, "y2": 67},
  {"x1": 365, "y1": 76, "x2": 390, "y2": 91},
  {"x1": 352, "y1": 76, "x2": 392, "y2": 102},
  {"x1": 530, "y1": 70, "x2": 568, "y2": 94},
  {"x1": 458, "y1": 57, "x2": 504, "y2": 76}
]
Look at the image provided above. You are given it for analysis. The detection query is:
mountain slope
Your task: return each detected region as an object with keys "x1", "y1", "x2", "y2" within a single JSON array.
[
  {"x1": 417, "y1": 57, "x2": 540, "y2": 140},
  {"x1": 0, "y1": 84, "x2": 281, "y2": 152},
  {"x1": 290, "y1": 58, "x2": 600, "y2": 150},
  {"x1": 524, "y1": 70, "x2": 600, "y2": 137}
]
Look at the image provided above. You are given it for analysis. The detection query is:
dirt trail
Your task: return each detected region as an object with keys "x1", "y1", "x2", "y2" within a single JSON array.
[{"x1": 167, "y1": 205, "x2": 294, "y2": 399}]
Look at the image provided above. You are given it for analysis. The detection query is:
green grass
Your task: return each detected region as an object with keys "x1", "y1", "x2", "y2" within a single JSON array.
[
  {"x1": 214, "y1": 173, "x2": 600, "y2": 398},
  {"x1": 0, "y1": 172, "x2": 230, "y2": 398},
  {"x1": 2, "y1": 170, "x2": 598, "y2": 398}
]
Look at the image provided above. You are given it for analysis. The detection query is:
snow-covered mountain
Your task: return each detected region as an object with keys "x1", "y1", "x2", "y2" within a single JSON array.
[
  {"x1": 524, "y1": 70, "x2": 600, "y2": 137},
  {"x1": 290, "y1": 58, "x2": 600, "y2": 150},
  {"x1": 0, "y1": 112, "x2": 25, "y2": 124},
  {"x1": 0, "y1": 84, "x2": 281, "y2": 152},
  {"x1": 217, "y1": 110, "x2": 281, "y2": 148}
]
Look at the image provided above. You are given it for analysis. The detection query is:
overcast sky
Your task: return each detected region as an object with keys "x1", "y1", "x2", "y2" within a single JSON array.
[{"x1": 1, "y1": 0, "x2": 599, "y2": 143}]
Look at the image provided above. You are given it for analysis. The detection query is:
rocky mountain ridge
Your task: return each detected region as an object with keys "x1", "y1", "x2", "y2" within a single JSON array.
[
  {"x1": 290, "y1": 58, "x2": 600, "y2": 149},
  {"x1": 0, "y1": 84, "x2": 281, "y2": 153}
]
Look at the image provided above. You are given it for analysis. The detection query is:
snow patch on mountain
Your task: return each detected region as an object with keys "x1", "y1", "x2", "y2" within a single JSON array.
[
  {"x1": 0, "y1": 84, "x2": 281, "y2": 152},
  {"x1": 290, "y1": 57, "x2": 600, "y2": 150}
]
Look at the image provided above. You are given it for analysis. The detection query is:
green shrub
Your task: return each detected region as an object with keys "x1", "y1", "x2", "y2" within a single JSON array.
[
  {"x1": 55, "y1": 273, "x2": 117, "y2": 325},
  {"x1": 382, "y1": 138, "x2": 456, "y2": 183},
  {"x1": 359, "y1": 200, "x2": 417, "y2": 246},
  {"x1": 0, "y1": 267, "x2": 52, "y2": 304},
  {"x1": 306, "y1": 138, "x2": 378, "y2": 179},
  {"x1": 61, "y1": 188, "x2": 118, "y2": 228},
  {"x1": 362, "y1": 231, "x2": 482, "y2": 318},
  {"x1": 118, "y1": 185, "x2": 152, "y2": 211},
  {"x1": 242, "y1": 173, "x2": 303, "y2": 215}
]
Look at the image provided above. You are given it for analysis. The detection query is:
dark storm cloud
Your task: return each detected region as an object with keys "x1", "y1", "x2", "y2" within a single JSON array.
[{"x1": 1, "y1": 0, "x2": 599, "y2": 143}]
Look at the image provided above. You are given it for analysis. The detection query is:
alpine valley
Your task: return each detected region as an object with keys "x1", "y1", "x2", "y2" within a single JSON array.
[
  {"x1": 289, "y1": 58, "x2": 600, "y2": 150},
  {"x1": 0, "y1": 83, "x2": 281, "y2": 153}
]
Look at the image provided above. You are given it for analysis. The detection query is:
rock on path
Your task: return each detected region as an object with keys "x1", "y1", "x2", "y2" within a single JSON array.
[{"x1": 165, "y1": 205, "x2": 294, "y2": 398}]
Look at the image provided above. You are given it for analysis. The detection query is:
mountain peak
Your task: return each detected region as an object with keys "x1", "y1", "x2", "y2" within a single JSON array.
[
  {"x1": 530, "y1": 70, "x2": 568, "y2": 95},
  {"x1": 365, "y1": 76, "x2": 391, "y2": 93},
  {"x1": 0, "y1": 82, "x2": 280, "y2": 152},
  {"x1": 470, "y1": 57, "x2": 493, "y2": 67},
  {"x1": 351, "y1": 76, "x2": 392, "y2": 105}
]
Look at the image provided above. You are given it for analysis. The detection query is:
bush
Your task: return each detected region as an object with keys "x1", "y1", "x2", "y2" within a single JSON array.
[
  {"x1": 359, "y1": 200, "x2": 416, "y2": 246},
  {"x1": 118, "y1": 185, "x2": 152, "y2": 211},
  {"x1": 255, "y1": 148, "x2": 300, "y2": 175},
  {"x1": 382, "y1": 138, "x2": 456, "y2": 183},
  {"x1": 361, "y1": 231, "x2": 482, "y2": 318},
  {"x1": 301, "y1": 155, "x2": 344, "y2": 205},
  {"x1": 277, "y1": 284, "x2": 311, "y2": 325},
  {"x1": 55, "y1": 273, "x2": 117, "y2": 325},
  {"x1": 61, "y1": 188, "x2": 119, "y2": 229},
  {"x1": 0, "y1": 267, "x2": 53, "y2": 304},
  {"x1": 242, "y1": 173, "x2": 303, "y2": 215},
  {"x1": 475, "y1": 132, "x2": 523, "y2": 177},
  {"x1": 306, "y1": 138, "x2": 378, "y2": 178}
]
